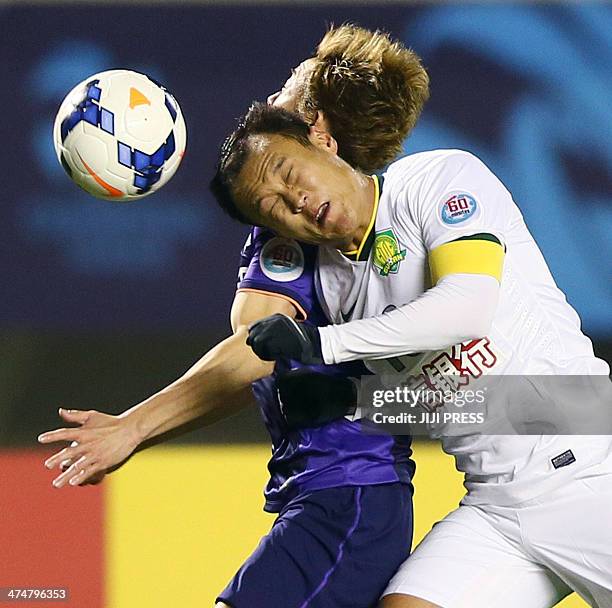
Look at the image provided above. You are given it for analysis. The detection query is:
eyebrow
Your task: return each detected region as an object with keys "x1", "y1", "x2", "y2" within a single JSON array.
[{"x1": 271, "y1": 156, "x2": 286, "y2": 175}]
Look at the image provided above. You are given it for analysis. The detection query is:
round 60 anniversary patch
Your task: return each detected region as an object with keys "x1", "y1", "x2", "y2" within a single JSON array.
[{"x1": 259, "y1": 237, "x2": 305, "y2": 282}]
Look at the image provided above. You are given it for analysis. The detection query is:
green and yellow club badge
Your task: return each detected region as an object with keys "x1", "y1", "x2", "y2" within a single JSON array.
[{"x1": 372, "y1": 228, "x2": 406, "y2": 276}]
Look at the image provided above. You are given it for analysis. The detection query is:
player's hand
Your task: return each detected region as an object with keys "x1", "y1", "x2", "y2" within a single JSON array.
[
  {"x1": 38, "y1": 408, "x2": 140, "y2": 488},
  {"x1": 59, "y1": 456, "x2": 107, "y2": 485},
  {"x1": 277, "y1": 369, "x2": 357, "y2": 429},
  {"x1": 247, "y1": 314, "x2": 323, "y2": 364}
]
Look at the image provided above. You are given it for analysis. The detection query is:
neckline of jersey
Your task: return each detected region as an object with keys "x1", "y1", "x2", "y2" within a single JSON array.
[{"x1": 341, "y1": 174, "x2": 384, "y2": 262}]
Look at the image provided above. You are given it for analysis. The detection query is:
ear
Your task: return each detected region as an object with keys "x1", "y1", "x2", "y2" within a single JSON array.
[
  {"x1": 312, "y1": 110, "x2": 331, "y2": 134},
  {"x1": 308, "y1": 124, "x2": 338, "y2": 156}
]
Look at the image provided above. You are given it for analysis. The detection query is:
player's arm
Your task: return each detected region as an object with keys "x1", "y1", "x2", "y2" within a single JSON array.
[
  {"x1": 318, "y1": 268, "x2": 501, "y2": 363},
  {"x1": 248, "y1": 153, "x2": 507, "y2": 364},
  {"x1": 249, "y1": 266, "x2": 501, "y2": 364},
  {"x1": 38, "y1": 294, "x2": 297, "y2": 488},
  {"x1": 121, "y1": 290, "x2": 297, "y2": 441},
  {"x1": 317, "y1": 232, "x2": 504, "y2": 362}
]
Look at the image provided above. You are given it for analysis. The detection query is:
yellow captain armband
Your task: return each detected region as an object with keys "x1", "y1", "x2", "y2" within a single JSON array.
[{"x1": 429, "y1": 233, "x2": 505, "y2": 285}]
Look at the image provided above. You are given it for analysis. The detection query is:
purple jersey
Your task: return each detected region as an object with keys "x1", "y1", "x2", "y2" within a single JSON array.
[{"x1": 238, "y1": 227, "x2": 414, "y2": 512}]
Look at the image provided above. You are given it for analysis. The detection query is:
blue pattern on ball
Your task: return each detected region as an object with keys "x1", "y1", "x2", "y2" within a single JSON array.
[
  {"x1": 164, "y1": 93, "x2": 178, "y2": 122},
  {"x1": 117, "y1": 142, "x2": 131, "y2": 167},
  {"x1": 100, "y1": 108, "x2": 114, "y2": 134},
  {"x1": 60, "y1": 77, "x2": 178, "y2": 195}
]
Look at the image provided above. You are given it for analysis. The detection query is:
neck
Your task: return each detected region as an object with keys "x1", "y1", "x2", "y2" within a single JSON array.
[{"x1": 339, "y1": 174, "x2": 376, "y2": 253}]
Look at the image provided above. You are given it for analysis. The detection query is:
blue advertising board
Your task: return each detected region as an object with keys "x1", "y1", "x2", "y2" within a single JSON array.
[{"x1": 1, "y1": 4, "x2": 610, "y2": 335}]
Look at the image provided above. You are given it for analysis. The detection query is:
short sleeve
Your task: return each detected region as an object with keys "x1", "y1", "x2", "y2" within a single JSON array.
[{"x1": 236, "y1": 227, "x2": 319, "y2": 320}]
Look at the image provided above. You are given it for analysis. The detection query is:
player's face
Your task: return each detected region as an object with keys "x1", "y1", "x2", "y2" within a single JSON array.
[
  {"x1": 232, "y1": 133, "x2": 366, "y2": 248},
  {"x1": 267, "y1": 59, "x2": 315, "y2": 113}
]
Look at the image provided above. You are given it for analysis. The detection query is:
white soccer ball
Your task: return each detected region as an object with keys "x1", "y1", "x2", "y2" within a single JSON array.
[{"x1": 53, "y1": 69, "x2": 187, "y2": 201}]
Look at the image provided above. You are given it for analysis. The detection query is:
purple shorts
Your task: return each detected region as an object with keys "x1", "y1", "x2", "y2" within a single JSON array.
[{"x1": 217, "y1": 483, "x2": 413, "y2": 608}]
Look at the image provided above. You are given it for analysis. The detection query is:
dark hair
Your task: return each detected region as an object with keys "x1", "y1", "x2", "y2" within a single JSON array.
[{"x1": 210, "y1": 102, "x2": 312, "y2": 224}]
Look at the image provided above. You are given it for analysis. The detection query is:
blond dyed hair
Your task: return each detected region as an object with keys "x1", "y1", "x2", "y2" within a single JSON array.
[{"x1": 298, "y1": 25, "x2": 430, "y2": 173}]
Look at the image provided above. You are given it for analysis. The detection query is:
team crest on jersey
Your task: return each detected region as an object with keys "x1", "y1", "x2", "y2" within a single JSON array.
[
  {"x1": 372, "y1": 229, "x2": 407, "y2": 277},
  {"x1": 260, "y1": 237, "x2": 304, "y2": 282},
  {"x1": 439, "y1": 192, "x2": 479, "y2": 225}
]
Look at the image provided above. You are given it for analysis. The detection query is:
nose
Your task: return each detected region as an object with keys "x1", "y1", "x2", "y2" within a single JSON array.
[
  {"x1": 286, "y1": 190, "x2": 307, "y2": 214},
  {"x1": 267, "y1": 91, "x2": 281, "y2": 105}
]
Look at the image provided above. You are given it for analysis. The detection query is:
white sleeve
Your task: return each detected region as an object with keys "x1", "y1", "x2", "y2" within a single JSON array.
[{"x1": 319, "y1": 273, "x2": 499, "y2": 365}]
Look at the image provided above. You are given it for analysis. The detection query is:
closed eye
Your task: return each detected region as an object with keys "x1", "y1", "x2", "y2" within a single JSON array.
[
  {"x1": 269, "y1": 197, "x2": 283, "y2": 218},
  {"x1": 261, "y1": 196, "x2": 281, "y2": 215},
  {"x1": 272, "y1": 157, "x2": 286, "y2": 175}
]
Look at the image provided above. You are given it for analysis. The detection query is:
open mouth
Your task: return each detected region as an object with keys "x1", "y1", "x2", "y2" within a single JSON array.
[{"x1": 316, "y1": 202, "x2": 330, "y2": 225}]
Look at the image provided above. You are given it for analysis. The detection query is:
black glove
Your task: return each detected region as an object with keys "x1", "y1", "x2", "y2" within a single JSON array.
[
  {"x1": 247, "y1": 314, "x2": 323, "y2": 364},
  {"x1": 277, "y1": 369, "x2": 357, "y2": 430}
]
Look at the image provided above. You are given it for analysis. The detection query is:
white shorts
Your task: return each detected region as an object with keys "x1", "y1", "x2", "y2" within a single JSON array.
[{"x1": 383, "y1": 457, "x2": 612, "y2": 608}]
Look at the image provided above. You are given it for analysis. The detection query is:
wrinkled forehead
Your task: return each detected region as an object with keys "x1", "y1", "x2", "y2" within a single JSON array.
[
  {"x1": 244, "y1": 132, "x2": 307, "y2": 166},
  {"x1": 234, "y1": 133, "x2": 310, "y2": 200},
  {"x1": 233, "y1": 134, "x2": 273, "y2": 193},
  {"x1": 232, "y1": 134, "x2": 282, "y2": 202}
]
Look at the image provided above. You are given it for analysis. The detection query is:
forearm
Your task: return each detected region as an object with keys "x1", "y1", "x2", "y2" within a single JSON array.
[
  {"x1": 122, "y1": 327, "x2": 273, "y2": 444},
  {"x1": 132, "y1": 388, "x2": 255, "y2": 453},
  {"x1": 319, "y1": 274, "x2": 499, "y2": 364},
  {"x1": 38, "y1": 298, "x2": 287, "y2": 488}
]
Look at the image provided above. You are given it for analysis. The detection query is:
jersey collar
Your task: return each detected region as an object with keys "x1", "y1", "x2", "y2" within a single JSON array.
[{"x1": 341, "y1": 174, "x2": 384, "y2": 262}]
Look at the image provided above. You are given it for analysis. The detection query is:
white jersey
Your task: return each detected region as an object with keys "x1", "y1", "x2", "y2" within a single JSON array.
[{"x1": 315, "y1": 149, "x2": 611, "y2": 506}]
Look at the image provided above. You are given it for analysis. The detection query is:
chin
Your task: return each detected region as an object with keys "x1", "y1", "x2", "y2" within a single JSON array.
[{"x1": 330, "y1": 213, "x2": 355, "y2": 240}]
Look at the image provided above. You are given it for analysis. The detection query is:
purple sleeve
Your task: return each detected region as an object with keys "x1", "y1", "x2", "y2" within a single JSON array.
[{"x1": 236, "y1": 227, "x2": 319, "y2": 320}]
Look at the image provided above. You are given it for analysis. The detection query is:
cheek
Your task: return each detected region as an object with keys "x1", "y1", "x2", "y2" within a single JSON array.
[
  {"x1": 271, "y1": 214, "x2": 307, "y2": 239},
  {"x1": 263, "y1": 209, "x2": 290, "y2": 234}
]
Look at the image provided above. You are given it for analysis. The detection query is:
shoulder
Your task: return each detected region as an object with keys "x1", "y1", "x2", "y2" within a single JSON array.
[
  {"x1": 381, "y1": 150, "x2": 515, "y2": 246},
  {"x1": 381, "y1": 150, "x2": 485, "y2": 211},
  {"x1": 384, "y1": 149, "x2": 488, "y2": 185},
  {"x1": 386, "y1": 149, "x2": 507, "y2": 213}
]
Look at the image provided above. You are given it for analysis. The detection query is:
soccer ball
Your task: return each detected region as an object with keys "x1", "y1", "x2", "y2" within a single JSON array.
[{"x1": 53, "y1": 69, "x2": 186, "y2": 201}]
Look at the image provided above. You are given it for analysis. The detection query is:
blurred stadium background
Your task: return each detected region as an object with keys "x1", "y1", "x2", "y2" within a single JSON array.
[{"x1": 1, "y1": 1, "x2": 610, "y2": 606}]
